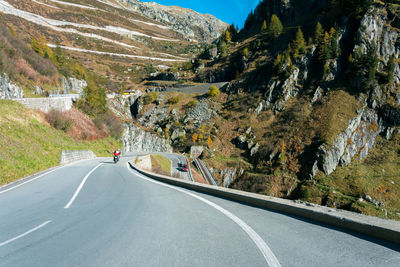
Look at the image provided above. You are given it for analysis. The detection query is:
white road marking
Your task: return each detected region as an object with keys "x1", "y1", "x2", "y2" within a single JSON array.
[
  {"x1": 127, "y1": 164, "x2": 281, "y2": 267},
  {"x1": 0, "y1": 160, "x2": 81, "y2": 195},
  {"x1": 64, "y1": 163, "x2": 103, "y2": 209},
  {"x1": 0, "y1": 220, "x2": 52, "y2": 247}
]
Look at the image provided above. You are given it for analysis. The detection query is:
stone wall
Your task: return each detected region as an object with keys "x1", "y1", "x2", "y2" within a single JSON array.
[{"x1": 13, "y1": 96, "x2": 79, "y2": 112}]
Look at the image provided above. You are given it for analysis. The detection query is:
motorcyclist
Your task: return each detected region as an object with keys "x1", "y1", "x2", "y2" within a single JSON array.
[{"x1": 113, "y1": 149, "x2": 121, "y2": 162}]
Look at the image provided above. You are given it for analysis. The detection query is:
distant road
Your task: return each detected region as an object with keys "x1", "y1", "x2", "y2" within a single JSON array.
[
  {"x1": 164, "y1": 82, "x2": 229, "y2": 94},
  {"x1": 0, "y1": 157, "x2": 399, "y2": 266}
]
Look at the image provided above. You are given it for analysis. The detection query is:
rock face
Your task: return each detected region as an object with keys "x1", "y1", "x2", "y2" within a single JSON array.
[
  {"x1": 312, "y1": 108, "x2": 382, "y2": 177},
  {"x1": 0, "y1": 74, "x2": 23, "y2": 99},
  {"x1": 116, "y1": 0, "x2": 228, "y2": 42},
  {"x1": 222, "y1": 169, "x2": 237, "y2": 188},
  {"x1": 184, "y1": 99, "x2": 215, "y2": 127},
  {"x1": 149, "y1": 72, "x2": 180, "y2": 81},
  {"x1": 107, "y1": 92, "x2": 143, "y2": 120},
  {"x1": 123, "y1": 123, "x2": 173, "y2": 153},
  {"x1": 61, "y1": 77, "x2": 87, "y2": 94}
]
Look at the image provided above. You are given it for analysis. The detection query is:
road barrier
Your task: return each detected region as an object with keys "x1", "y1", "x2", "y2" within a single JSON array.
[
  {"x1": 60, "y1": 150, "x2": 96, "y2": 164},
  {"x1": 129, "y1": 162, "x2": 400, "y2": 245}
]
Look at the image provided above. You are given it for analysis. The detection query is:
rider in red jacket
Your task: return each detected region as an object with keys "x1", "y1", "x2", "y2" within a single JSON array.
[{"x1": 114, "y1": 149, "x2": 121, "y2": 157}]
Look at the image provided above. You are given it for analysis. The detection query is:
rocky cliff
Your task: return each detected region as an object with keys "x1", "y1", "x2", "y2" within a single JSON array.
[
  {"x1": 116, "y1": 0, "x2": 228, "y2": 42},
  {"x1": 123, "y1": 123, "x2": 172, "y2": 153},
  {"x1": 181, "y1": 0, "x2": 400, "y2": 218},
  {"x1": 0, "y1": 74, "x2": 24, "y2": 99}
]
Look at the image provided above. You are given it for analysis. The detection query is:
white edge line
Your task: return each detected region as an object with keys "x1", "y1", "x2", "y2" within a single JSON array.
[
  {"x1": 0, "y1": 220, "x2": 52, "y2": 247},
  {"x1": 126, "y1": 163, "x2": 281, "y2": 267},
  {"x1": 0, "y1": 160, "x2": 82, "y2": 195},
  {"x1": 64, "y1": 163, "x2": 103, "y2": 209}
]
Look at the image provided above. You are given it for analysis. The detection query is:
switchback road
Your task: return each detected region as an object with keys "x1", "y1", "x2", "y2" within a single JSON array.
[{"x1": 0, "y1": 157, "x2": 399, "y2": 266}]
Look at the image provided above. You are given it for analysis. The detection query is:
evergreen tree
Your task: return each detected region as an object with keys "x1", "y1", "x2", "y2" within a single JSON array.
[
  {"x1": 269, "y1": 14, "x2": 283, "y2": 39},
  {"x1": 30, "y1": 36, "x2": 41, "y2": 55},
  {"x1": 261, "y1": 20, "x2": 267, "y2": 32},
  {"x1": 314, "y1": 22, "x2": 324, "y2": 45},
  {"x1": 218, "y1": 40, "x2": 227, "y2": 54},
  {"x1": 225, "y1": 30, "x2": 232, "y2": 42},
  {"x1": 328, "y1": 27, "x2": 339, "y2": 59},
  {"x1": 292, "y1": 27, "x2": 306, "y2": 58}
]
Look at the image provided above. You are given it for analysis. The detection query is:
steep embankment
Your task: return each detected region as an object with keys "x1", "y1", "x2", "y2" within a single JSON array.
[
  {"x1": 148, "y1": 0, "x2": 400, "y2": 219},
  {"x1": 0, "y1": 100, "x2": 120, "y2": 185}
]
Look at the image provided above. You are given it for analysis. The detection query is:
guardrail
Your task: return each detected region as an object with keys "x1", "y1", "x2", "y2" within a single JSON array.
[{"x1": 129, "y1": 162, "x2": 400, "y2": 245}]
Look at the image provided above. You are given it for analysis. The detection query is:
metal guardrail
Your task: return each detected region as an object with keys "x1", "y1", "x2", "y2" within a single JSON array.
[{"x1": 194, "y1": 158, "x2": 217, "y2": 186}]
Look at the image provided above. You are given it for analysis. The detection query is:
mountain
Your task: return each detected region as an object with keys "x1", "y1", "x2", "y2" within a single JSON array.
[
  {"x1": 134, "y1": 0, "x2": 400, "y2": 219},
  {"x1": 116, "y1": 0, "x2": 229, "y2": 42},
  {"x1": 0, "y1": 0, "x2": 227, "y2": 91}
]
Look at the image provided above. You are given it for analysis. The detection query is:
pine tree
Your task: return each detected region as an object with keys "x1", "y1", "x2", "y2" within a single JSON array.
[
  {"x1": 30, "y1": 36, "x2": 41, "y2": 55},
  {"x1": 328, "y1": 27, "x2": 339, "y2": 59},
  {"x1": 261, "y1": 20, "x2": 267, "y2": 32},
  {"x1": 292, "y1": 27, "x2": 306, "y2": 58},
  {"x1": 269, "y1": 14, "x2": 283, "y2": 39},
  {"x1": 218, "y1": 40, "x2": 227, "y2": 54},
  {"x1": 225, "y1": 30, "x2": 232, "y2": 42},
  {"x1": 314, "y1": 22, "x2": 324, "y2": 45}
]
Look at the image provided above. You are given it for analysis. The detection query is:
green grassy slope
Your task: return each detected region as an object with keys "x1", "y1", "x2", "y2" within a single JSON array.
[
  {"x1": 0, "y1": 100, "x2": 121, "y2": 185},
  {"x1": 150, "y1": 154, "x2": 171, "y2": 176}
]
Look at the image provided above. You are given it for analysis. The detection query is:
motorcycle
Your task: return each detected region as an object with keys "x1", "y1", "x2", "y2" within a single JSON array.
[{"x1": 113, "y1": 154, "x2": 120, "y2": 164}]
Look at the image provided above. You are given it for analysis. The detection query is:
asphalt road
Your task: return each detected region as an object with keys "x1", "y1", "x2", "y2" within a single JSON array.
[{"x1": 0, "y1": 157, "x2": 399, "y2": 266}]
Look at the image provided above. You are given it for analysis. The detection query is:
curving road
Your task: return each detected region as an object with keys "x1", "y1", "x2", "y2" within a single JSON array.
[{"x1": 0, "y1": 157, "x2": 399, "y2": 266}]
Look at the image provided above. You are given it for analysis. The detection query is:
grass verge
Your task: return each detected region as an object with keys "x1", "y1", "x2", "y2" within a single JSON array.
[
  {"x1": 0, "y1": 100, "x2": 121, "y2": 185},
  {"x1": 150, "y1": 154, "x2": 171, "y2": 176}
]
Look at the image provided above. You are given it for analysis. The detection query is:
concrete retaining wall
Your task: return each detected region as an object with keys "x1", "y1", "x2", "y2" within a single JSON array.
[
  {"x1": 13, "y1": 96, "x2": 77, "y2": 112},
  {"x1": 135, "y1": 155, "x2": 152, "y2": 171},
  {"x1": 129, "y1": 162, "x2": 400, "y2": 245},
  {"x1": 61, "y1": 150, "x2": 96, "y2": 164}
]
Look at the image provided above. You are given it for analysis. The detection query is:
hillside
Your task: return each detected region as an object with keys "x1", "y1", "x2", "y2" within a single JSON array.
[
  {"x1": 0, "y1": 100, "x2": 120, "y2": 185},
  {"x1": 0, "y1": 0, "x2": 227, "y2": 91},
  {"x1": 129, "y1": 0, "x2": 400, "y2": 220}
]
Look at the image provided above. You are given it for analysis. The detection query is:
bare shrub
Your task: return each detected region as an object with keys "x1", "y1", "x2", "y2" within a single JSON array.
[
  {"x1": 93, "y1": 111, "x2": 124, "y2": 140},
  {"x1": 45, "y1": 109, "x2": 73, "y2": 132},
  {"x1": 63, "y1": 108, "x2": 108, "y2": 140}
]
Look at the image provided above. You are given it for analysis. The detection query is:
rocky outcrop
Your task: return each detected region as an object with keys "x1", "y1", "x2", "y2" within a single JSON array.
[
  {"x1": 149, "y1": 72, "x2": 180, "y2": 81},
  {"x1": 138, "y1": 105, "x2": 169, "y2": 129},
  {"x1": 107, "y1": 92, "x2": 143, "y2": 120},
  {"x1": 123, "y1": 123, "x2": 173, "y2": 153},
  {"x1": 117, "y1": 0, "x2": 228, "y2": 42},
  {"x1": 0, "y1": 74, "x2": 23, "y2": 99},
  {"x1": 61, "y1": 77, "x2": 87, "y2": 94},
  {"x1": 184, "y1": 99, "x2": 216, "y2": 127},
  {"x1": 354, "y1": 7, "x2": 399, "y2": 65},
  {"x1": 311, "y1": 108, "x2": 382, "y2": 177}
]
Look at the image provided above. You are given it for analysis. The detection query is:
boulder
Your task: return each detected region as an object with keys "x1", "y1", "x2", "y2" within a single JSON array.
[{"x1": 171, "y1": 128, "x2": 186, "y2": 141}]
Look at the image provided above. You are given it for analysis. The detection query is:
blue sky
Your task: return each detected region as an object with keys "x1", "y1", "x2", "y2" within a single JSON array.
[{"x1": 142, "y1": 0, "x2": 261, "y2": 28}]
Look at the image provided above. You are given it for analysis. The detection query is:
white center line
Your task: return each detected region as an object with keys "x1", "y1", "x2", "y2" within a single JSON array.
[
  {"x1": 0, "y1": 220, "x2": 52, "y2": 247},
  {"x1": 127, "y1": 164, "x2": 281, "y2": 267},
  {"x1": 64, "y1": 163, "x2": 103, "y2": 209}
]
